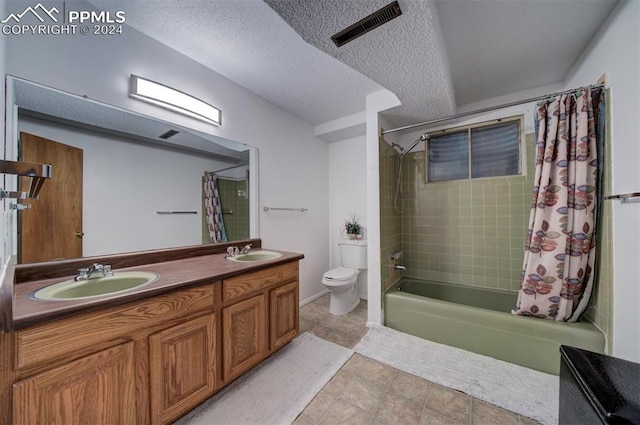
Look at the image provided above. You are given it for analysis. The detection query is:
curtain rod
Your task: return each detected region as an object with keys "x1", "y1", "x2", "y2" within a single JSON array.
[
  {"x1": 211, "y1": 163, "x2": 249, "y2": 174},
  {"x1": 381, "y1": 83, "x2": 605, "y2": 136}
]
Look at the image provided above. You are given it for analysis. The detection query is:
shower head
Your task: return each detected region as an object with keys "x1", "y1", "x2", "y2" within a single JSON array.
[
  {"x1": 391, "y1": 143, "x2": 404, "y2": 154},
  {"x1": 400, "y1": 133, "x2": 429, "y2": 158}
]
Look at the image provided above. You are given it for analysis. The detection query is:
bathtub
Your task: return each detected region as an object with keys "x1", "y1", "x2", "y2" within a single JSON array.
[{"x1": 384, "y1": 278, "x2": 605, "y2": 375}]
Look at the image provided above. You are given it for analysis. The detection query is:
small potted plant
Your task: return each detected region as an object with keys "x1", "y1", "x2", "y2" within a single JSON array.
[{"x1": 343, "y1": 214, "x2": 365, "y2": 240}]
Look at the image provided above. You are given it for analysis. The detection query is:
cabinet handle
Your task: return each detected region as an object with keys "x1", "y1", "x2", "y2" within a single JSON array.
[{"x1": 74, "y1": 232, "x2": 84, "y2": 238}]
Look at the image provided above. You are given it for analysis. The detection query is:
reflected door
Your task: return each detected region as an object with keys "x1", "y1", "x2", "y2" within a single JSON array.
[{"x1": 19, "y1": 132, "x2": 83, "y2": 263}]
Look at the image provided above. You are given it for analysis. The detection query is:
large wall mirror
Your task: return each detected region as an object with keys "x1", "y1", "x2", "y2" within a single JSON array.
[{"x1": 5, "y1": 76, "x2": 259, "y2": 264}]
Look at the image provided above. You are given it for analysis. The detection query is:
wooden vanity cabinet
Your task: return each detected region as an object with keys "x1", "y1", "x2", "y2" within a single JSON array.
[
  {"x1": 11, "y1": 283, "x2": 216, "y2": 425},
  {"x1": 270, "y1": 280, "x2": 299, "y2": 350},
  {"x1": 8, "y1": 259, "x2": 300, "y2": 425},
  {"x1": 149, "y1": 313, "x2": 217, "y2": 425},
  {"x1": 13, "y1": 342, "x2": 136, "y2": 425},
  {"x1": 221, "y1": 262, "x2": 299, "y2": 384},
  {"x1": 222, "y1": 294, "x2": 268, "y2": 382}
]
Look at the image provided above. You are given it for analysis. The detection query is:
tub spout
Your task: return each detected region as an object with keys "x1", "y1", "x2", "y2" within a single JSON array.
[{"x1": 394, "y1": 264, "x2": 406, "y2": 271}]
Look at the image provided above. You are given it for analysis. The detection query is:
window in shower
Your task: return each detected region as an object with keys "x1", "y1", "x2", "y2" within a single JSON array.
[{"x1": 426, "y1": 116, "x2": 522, "y2": 182}]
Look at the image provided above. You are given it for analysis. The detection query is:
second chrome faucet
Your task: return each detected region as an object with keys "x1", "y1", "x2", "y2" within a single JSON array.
[{"x1": 74, "y1": 263, "x2": 114, "y2": 281}]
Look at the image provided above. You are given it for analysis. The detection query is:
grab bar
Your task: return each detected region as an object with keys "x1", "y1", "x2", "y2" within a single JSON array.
[
  {"x1": 263, "y1": 206, "x2": 308, "y2": 212},
  {"x1": 603, "y1": 192, "x2": 640, "y2": 203}
]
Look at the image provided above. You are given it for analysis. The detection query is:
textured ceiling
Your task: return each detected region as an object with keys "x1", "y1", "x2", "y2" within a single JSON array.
[
  {"x1": 85, "y1": 0, "x2": 619, "y2": 131},
  {"x1": 264, "y1": 0, "x2": 456, "y2": 127},
  {"x1": 434, "y1": 0, "x2": 620, "y2": 105},
  {"x1": 87, "y1": 0, "x2": 383, "y2": 127}
]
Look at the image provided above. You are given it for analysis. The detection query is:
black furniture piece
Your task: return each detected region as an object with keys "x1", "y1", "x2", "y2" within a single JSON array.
[{"x1": 559, "y1": 345, "x2": 640, "y2": 424}]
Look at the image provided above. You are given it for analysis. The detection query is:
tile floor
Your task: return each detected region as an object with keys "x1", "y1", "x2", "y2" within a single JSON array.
[{"x1": 297, "y1": 294, "x2": 540, "y2": 425}]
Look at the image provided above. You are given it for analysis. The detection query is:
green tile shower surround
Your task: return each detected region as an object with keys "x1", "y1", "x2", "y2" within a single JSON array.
[
  {"x1": 398, "y1": 134, "x2": 536, "y2": 293},
  {"x1": 217, "y1": 178, "x2": 250, "y2": 242},
  {"x1": 379, "y1": 127, "x2": 613, "y2": 350}
]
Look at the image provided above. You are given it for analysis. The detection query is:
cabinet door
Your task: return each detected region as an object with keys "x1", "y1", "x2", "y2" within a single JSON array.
[
  {"x1": 222, "y1": 294, "x2": 268, "y2": 382},
  {"x1": 149, "y1": 314, "x2": 217, "y2": 425},
  {"x1": 270, "y1": 281, "x2": 299, "y2": 350},
  {"x1": 13, "y1": 342, "x2": 135, "y2": 425}
]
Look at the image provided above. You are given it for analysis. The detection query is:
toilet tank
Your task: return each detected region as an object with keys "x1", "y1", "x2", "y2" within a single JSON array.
[{"x1": 339, "y1": 240, "x2": 367, "y2": 269}]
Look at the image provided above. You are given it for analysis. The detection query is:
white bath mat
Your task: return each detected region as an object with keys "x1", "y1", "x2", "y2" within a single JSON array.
[
  {"x1": 355, "y1": 324, "x2": 559, "y2": 425},
  {"x1": 176, "y1": 332, "x2": 353, "y2": 425}
]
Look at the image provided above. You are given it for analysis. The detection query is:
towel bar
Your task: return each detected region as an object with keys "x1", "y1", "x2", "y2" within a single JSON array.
[
  {"x1": 603, "y1": 192, "x2": 640, "y2": 203},
  {"x1": 263, "y1": 207, "x2": 308, "y2": 212}
]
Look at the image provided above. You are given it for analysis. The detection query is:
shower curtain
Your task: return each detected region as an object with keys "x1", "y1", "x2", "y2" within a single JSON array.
[
  {"x1": 514, "y1": 87, "x2": 604, "y2": 322},
  {"x1": 203, "y1": 172, "x2": 228, "y2": 243}
]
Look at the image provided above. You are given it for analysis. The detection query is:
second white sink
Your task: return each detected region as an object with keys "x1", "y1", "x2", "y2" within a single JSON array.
[{"x1": 227, "y1": 250, "x2": 282, "y2": 262}]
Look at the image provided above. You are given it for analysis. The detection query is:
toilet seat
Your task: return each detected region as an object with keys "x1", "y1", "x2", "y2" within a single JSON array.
[{"x1": 322, "y1": 267, "x2": 357, "y2": 282}]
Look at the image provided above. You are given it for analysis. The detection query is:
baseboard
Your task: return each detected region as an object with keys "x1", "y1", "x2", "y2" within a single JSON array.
[{"x1": 300, "y1": 289, "x2": 330, "y2": 307}]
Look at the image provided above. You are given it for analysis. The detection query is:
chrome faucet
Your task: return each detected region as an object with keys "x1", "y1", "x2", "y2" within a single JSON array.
[
  {"x1": 74, "y1": 263, "x2": 114, "y2": 281},
  {"x1": 226, "y1": 246, "x2": 240, "y2": 257},
  {"x1": 394, "y1": 264, "x2": 406, "y2": 271},
  {"x1": 226, "y1": 244, "x2": 252, "y2": 258}
]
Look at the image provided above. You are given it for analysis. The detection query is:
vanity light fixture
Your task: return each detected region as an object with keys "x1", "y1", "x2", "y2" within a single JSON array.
[{"x1": 129, "y1": 75, "x2": 221, "y2": 126}]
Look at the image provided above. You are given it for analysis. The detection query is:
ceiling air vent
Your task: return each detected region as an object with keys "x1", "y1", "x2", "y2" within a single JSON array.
[
  {"x1": 159, "y1": 129, "x2": 179, "y2": 139},
  {"x1": 331, "y1": 1, "x2": 402, "y2": 47}
]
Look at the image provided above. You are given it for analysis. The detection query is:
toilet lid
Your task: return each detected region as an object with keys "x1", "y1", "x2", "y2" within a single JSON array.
[{"x1": 323, "y1": 267, "x2": 356, "y2": 281}]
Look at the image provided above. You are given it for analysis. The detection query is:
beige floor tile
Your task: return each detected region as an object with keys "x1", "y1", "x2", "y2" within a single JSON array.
[
  {"x1": 472, "y1": 399, "x2": 520, "y2": 425},
  {"x1": 300, "y1": 317, "x2": 317, "y2": 334},
  {"x1": 300, "y1": 390, "x2": 337, "y2": 423},
  {"x1": 298, "y1": 296, "x2": 526, "y2": 425},
  {"x1": 322, "y1": 314, "x2": 366, "y2": 335},
  {"x1": 293, "y1": 414, "x2": 315, "y2": 425},
  {"x1": 311, "y1": 325, "x2": 356, "y2": 348},
  {"x1": 322, "y1": 369, "x2": 354, "y2": 396},
  {"x1": 374, "y1": 392, "x2": 423, "y2": 425},
  {"x1": 300, "y1": 301, "x2": 332, "y2": 321},
  {"x1": 388, "y1": 370, "x2": 432, "y2": 404},
  {"x1": 420, "y1": 408, "x2": 465, "y2": 425},
  {"x1": 426, "y1": 384, "x2": 471, "y2": 424},
  {"x1": 357, "y1": 357, "x2": 397, "y2": 388},
  {"x1": 338, "y1": 376, "x2": 386, "y2": 413},
  {"x1": 340, "y1": 353, "x2": 368, "y2": 376},
  {"x1": 318, "y1": 399, "x2": 372, "y2": 425}
]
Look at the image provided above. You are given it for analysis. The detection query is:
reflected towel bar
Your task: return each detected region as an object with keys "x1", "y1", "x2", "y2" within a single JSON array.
[
  {"x1": 156, "y1": 211, "x2": 198, "y2": 215},
  {"x1": 603, "y1": 192, "x2": 640, "y2": 203},
  {"x1": 263, "y1": 207, "x2": 308, "y2": 212}
]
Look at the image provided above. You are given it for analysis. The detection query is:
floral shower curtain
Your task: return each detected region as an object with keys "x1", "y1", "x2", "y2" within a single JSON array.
[
  {"x1": 203, "y1": 172, "x2": 228, "y2": 243},
  {"x1": 513, "y1": 87, "x2": 604, "y2": 322}
]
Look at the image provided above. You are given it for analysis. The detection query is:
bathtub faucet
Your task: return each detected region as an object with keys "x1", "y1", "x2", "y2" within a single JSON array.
[{"x1": 394, "y1": 264, "x2": 406, "y2": 271}]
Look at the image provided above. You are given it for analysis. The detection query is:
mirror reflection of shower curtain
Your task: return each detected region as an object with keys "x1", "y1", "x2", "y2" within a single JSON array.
[{"x1": 203, "y1": 172, "x2": 228, "y2": 243}]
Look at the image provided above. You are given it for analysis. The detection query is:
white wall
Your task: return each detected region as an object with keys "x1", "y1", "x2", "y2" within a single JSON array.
[
  {"x1": 563, "y1": 0, "x2": 640, "y2": 362},
  {"x1": 19, "y1": 116, "x2": 238, "y2": 256},
  {"x1": 328, "y1": 135, "x2": 368, "y2": 299},
  {"x1": 0, "y1": 0, "x2": 7, "y2": 270},
  {"x1": 365, "y1": 90, "x2": 401, "y2": 324},
  {"x1": 5, "y1": 0, "x2": 329, "y2": 302}
]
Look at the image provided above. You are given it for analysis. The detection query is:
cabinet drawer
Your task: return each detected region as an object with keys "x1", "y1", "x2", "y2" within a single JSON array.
[
  {"x1": 223, "y1": 262, "x2": 298, "y2": 303},
  {"x1": 16, "y1": 284, "x2": 215, "y2": 370}
]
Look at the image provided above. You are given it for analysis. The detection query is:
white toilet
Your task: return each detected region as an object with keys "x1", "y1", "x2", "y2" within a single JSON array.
[{"x1": 322, "y1": 240, "x2": 367, "y2": 315}]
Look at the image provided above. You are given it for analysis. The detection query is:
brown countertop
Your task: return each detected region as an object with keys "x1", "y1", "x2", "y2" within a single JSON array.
[{"x1": 12, "y1": 250, "x2": 304, "y2": 330}]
